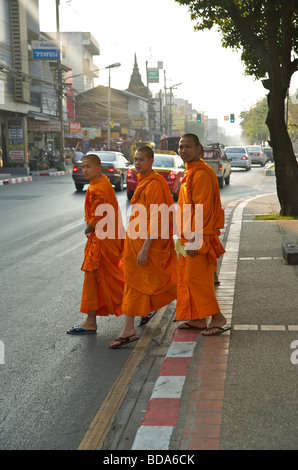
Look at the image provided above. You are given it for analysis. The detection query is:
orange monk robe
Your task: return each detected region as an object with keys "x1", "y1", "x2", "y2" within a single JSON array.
[
  {"x1": 80, "y1": 175, "x2": 125, "y2": 316},
  {"x1": 176, "y1": 160, "x2": 225, "y2": 321},
  {"x1": 122, "y1": 171, "x2": 178, "y2": 317}
]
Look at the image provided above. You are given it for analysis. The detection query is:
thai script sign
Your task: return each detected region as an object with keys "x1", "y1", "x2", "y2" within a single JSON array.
[{"x1": 32, "y1": 41, "x2": 60, "y2": 60}]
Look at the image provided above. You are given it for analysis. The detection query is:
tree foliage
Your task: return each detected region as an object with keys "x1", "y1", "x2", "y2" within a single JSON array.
[
  {"x1": 175, "y1": 0, "x2": 298, "y2": 216},
  {"x1": 175, "y1": 0, "x2": 298, "y2": 81},
  {"x1": 240, "y1": 98, "x2": 269, "y2": 144},
  {"x1": 240, "y1": 92, "x2": 298, "y2": 144}
]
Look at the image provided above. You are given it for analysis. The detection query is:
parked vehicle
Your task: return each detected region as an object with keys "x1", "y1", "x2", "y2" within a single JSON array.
[
  {"x1": 245, "y1": 145, "x2": 267, "y2": 166},
  {"x1": 126, "y1": 150, "x2": 185, "y2": 201},
  {"x1": 160, "y1": 136, "x2": 180, "y2": 153},
  {"x1": 72, "y1": 151, "x2": 130, "y2": 191},
  {"x1": 225, "y1": 146, "x2": 251, "y2": 171},
  {"x1": 262, "y1": 146, "x2": 273, "y2": 162},
  {"x1": 202, "y1": 143, "x2": 232, "y2": 188}
]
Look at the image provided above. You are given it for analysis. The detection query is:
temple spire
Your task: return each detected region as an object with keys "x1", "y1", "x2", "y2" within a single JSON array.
[{"x1": 127, "y1": 54, "x2": 147, "y2": 98}]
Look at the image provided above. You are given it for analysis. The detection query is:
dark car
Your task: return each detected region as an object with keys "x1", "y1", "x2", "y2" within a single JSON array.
[
  {"x1": 72, "y1": 151, "x2": 130, "y2": 191},
  {"x1": 262, "y1": 146, "x2": 273, "y2": 162},
  {"x1": 126, "y1": 151, "x2": 185, "y2": 201}
]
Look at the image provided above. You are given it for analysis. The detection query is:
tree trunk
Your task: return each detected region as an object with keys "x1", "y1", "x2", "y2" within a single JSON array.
[{"x1": 266, "y1": 85, "x2": 298, "y2": 217}]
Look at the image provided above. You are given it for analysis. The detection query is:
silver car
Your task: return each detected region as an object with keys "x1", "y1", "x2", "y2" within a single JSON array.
[
  {"x1": 225, "y1": 146, "x2": 251, "y2": 171},
  {"x1": 246, "y1": 145, "x2": 267, "y2": 166}
]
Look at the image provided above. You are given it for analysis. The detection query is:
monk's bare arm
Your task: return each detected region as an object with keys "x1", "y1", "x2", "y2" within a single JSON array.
[
  {"x1": 137, "y1": 237, "x2": 153, "y2": 265},
  {"x1": 85, "y1": 223, "x2": 95, "y2": 236}
]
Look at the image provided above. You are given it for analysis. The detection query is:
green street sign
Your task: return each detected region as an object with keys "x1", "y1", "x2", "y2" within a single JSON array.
[{"x1": 148, "y1": 68, "x2": 159, "y2": 83}]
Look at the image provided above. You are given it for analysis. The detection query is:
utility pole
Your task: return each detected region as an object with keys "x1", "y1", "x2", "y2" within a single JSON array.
[
  {"x1": 56, "y1": 0, "x2": 64, "y2": 167},
  {"x1": 146, "y1": 61, "x2": 152, "y2": 141},
  {"x1": 164, "y1": 70, "x2": 169, "y2": 135}
]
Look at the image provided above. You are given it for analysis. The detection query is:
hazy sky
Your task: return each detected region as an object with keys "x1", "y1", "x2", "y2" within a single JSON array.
[{"x1": 39, "y1": 0, "x2": 298, "y2": 136}]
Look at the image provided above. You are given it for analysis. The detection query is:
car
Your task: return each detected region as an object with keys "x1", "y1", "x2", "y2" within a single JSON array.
[
  {"x1": 72, "y1": 151, "x2": 130, "y2": 191},
  {"x1": 202, "y1": 143, "x2": 232, "y2": 188},
  {"x1": 225, "y1": 146, "x2": 251, "y2": 171},
  {"x1": 245, "y1": 145, "x2": 267, "y2": 166},
  {"x1": 126, "y1": 150, "x2": 185, "y2": 201},
  {"x1": 262, "y1": 145, "x2": 273, "y2": 163}
]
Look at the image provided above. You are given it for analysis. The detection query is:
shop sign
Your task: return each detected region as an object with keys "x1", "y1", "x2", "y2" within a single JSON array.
[
  {"x1": 131, "y1": 119, "x2": 147, "y2": 129},
  {"x1": 82, "y1": 129, "x2": 89, "y2": 141},
  {"x1": 70, "y1": 122, "x2": 81, "y2": 133},
  {"x1": 7, "y1": 119, "x2": 25, "y2": 162},
  {"x1": 32, "y1": 41, "x2": 60, "y2": 60},
  {"x1": 40, "y1": 121, "x2": 61, "y2": 132},
  {"x1": 27, "y1": 121, "x2": 40, "y2": 131},
  {"x1": 65, "y1": 70, "x2": 75, "y2": 119}
]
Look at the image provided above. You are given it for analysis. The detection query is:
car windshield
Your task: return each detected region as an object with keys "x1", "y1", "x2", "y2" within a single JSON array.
[
  {"x1": 246, "y1": 146, "x2": 261, "y2": 151},
  {"x1": 225, "y1": 147, "x2": 246, "y2": 153},
  {"x1": 152, "y1": 156, "x2": 174, "y2": 168},
  {"x1": 93, "y1": 153, "x2": 116, "y2": 162}
]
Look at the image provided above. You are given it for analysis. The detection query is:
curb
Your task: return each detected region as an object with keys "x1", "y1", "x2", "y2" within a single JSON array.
[
  {"x1": 0, "y1": 176, "x2": 32, "y2": 186},
  {"x1": 264, "y1": 168, "x2": 275, "y2": 176},
  {"x1": 30, "y1": 170, "x2": 72, "y2": 176}
]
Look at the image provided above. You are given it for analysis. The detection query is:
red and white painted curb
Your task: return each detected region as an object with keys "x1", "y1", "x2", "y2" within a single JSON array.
[
  {"x1": 31, "y1": 170, "x2": 72, "y2": 176},
  {"x1": 0, "y1": 176, "x2": 32, "y2": 186},
  {"x1": 132, "y1": 332, "x2": 198, "y2": 450}
]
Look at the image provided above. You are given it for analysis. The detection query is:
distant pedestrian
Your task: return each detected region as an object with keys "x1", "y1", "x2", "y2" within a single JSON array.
[
  {"x1": 73, "y1": 146, "x2": 84, "y2": 163},
  {"x1": 175, "y1": 134, "x2": 230, "y2": 336},
  {"x1": 67, "y1": 154, "x2": 125, "y2": 334}
]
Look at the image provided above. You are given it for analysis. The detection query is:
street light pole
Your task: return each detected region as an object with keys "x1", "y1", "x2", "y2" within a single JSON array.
[{"x1": 105, "y1": 62, "x2": 121, "y2": 150}]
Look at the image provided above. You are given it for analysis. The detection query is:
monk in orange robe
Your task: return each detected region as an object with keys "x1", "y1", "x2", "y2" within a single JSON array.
[
  {"x1": 109, "y1": 146, "x2": 177, "y2": 348},
  {"x1": 176, "y1": 134, "x2": 230, "y2": 336},
  {"x1": 67, "y1": 154, "x2": 125, "y2": 334}
]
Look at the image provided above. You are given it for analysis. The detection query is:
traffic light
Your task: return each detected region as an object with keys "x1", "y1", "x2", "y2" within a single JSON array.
[
  {"x1": 197, "y1": 113, "x2": 202, "y2": 123},
  {"x1": 230, "y1": 113, "x2": 235, "y2": 123}
]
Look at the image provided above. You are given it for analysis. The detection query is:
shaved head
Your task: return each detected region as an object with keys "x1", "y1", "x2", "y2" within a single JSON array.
[
  {"x1": 136, "y1": 146, "x2": 154, "y2": 160},
  {"x1": 82, "y1": 154, "x2": 101, "y2": 166}
]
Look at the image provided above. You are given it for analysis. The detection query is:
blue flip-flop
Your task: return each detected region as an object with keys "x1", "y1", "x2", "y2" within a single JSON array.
[
  {"x1": 67, "y1": 325, "x2": 97, "y2": 334},
  {"x1": 138, "y1": 310, "x2": 158, "y2": 326}
]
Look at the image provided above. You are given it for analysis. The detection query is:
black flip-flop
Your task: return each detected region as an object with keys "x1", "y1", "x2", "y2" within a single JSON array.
[
  {"x1": 109, "y1": 335, "x2": 139, "y2": 349},
  {"x1": 177, "y1": 322, "x2": 207, "y2": 330},
  {"x1": 201, "y1": 326, "x2": 231, "y2": 336},
  {"x1": 138, "y1": 310, "x2": 158, "y2": 326}
]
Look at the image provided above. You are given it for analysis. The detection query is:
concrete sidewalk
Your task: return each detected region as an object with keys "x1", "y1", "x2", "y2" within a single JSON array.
[{"x1": 131, "y1": 193, "x2": 298, "y2": 450}]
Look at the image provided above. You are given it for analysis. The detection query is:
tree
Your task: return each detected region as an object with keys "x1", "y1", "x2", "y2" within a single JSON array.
[
  {"x1": 240, "y1": 98, "x2": 269, "y2": 144},
  {"x1": 175, "y1": 0, "x2": 298, "y2": 215}
]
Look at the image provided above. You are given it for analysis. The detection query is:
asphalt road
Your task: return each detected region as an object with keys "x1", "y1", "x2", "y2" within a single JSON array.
[{"x1": 0, "y1": 165, "x2": 276, "y2": 449}]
